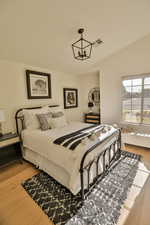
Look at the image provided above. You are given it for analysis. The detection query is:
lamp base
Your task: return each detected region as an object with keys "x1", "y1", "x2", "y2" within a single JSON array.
[{"x1": 88, "y1": 107, "x2": 93, "y2": 113}]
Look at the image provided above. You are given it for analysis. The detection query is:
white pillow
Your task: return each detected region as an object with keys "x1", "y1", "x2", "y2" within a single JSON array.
[
  {"x1": 23, "y1": 107, "x2": 50, "y2": 130},
  {"x1": 49, "y1": 106, "x2": 64, "y2": 114},
  {"x1": 49, "y1": 115, "x2": 68, "y2": 128}
]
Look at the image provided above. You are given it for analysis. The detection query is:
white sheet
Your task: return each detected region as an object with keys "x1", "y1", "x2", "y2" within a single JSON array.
[
  {"x1": 23, "y1": 148, "x2": 71, "y2": 189},
  {"x1": 22, "y1": 122, "x2": 118, "y2": 193}
]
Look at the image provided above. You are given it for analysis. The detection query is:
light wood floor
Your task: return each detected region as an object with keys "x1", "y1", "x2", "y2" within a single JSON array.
[
  {"x1": 124, "y1": 145, "x2": 150, "y2": 225},
  {"x1": 0, "y1": 145, "x2": 149, "y2": 225},
  {"x1": 125, "y1": 144, "x2": 150, "y2": 161},
  {"x1": 0, "y1": 162, "x2": 53, "y2": 225}
]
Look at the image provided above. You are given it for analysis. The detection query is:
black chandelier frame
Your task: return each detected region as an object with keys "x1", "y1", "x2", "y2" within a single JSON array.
[{"x1": 72, "y1": 28, "x2": 93, "y2": 61}]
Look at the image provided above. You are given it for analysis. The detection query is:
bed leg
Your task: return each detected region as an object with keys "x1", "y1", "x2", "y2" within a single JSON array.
[
  {"x1": 116, "y1": 129, "x2": 122, "y2": 159},
  {"x1": 80, "y1": 168, "x2": 85, "y2": 204}
]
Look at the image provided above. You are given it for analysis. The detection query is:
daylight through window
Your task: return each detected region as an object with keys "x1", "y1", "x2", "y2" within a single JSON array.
[{"x1": 122, "y1": 75, "x2": 150, "y2": 124}]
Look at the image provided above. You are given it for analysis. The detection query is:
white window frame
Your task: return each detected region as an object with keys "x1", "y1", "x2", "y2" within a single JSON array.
[{"x1": 122, "y1": 73, "x2": 150, "y2": 125}]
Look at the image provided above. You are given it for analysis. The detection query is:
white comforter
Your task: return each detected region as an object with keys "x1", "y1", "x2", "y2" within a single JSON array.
[{"x1": 22, "y1": 122, "x2": 118, "y2": 190}]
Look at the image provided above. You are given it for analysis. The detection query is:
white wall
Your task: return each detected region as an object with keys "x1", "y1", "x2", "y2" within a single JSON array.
[
  {"x1": 0, "y1": 60, "x2": 83, "y2": 132},
  {"x1": 78, "y1": 71, "x2": 100, "y2": 121},
  {"x1": 99, "y1": 34, "x2": 150, "y2": 131},
  {"x1": 0, "y1": 60, "x2": 99, "y2": 133}
]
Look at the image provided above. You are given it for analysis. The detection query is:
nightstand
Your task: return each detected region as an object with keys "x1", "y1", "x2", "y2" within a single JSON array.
[
  {"x1": 84, "y1": 113, "x2": 100, "y2": 124},
  {"x1": 0, "y1": 133, "x2": 22, "y2": 168}
]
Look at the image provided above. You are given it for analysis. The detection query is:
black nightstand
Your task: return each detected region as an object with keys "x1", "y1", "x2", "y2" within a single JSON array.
[
  {"x1": 84, "y1": 113, "x2": 101, "y2": 124},
  {"x1": 0, "y1": 133, "x2": 22, "y2": 168}
]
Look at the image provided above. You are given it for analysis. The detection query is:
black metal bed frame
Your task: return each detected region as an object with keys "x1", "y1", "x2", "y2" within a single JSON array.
[
  {"x1": 80, "y1": 129, "x2": 121, "y2": 202},
  {"x1": 15, "y1": 105, "x2": 121, "y2": 203},
  {"x1": 15, "y1": 105, "x2": 59, "y2": 134}
]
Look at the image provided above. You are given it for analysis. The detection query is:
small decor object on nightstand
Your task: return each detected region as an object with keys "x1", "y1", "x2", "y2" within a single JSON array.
[
  {"x1": 0, "y1": 133, "x2": 22, "y2": 168},
  {"x1": 85, "y1": 113, "x2": 100, "y2": 124},
  {"x1": 88, "y1": 102, "x2": 94, "y2": 113},
  {"x1": 0, "y1": 109, "x2": 5, "y2": 137}
]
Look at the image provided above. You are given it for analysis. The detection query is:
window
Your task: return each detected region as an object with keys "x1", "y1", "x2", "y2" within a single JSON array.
[{"x1": 122, "y1": 75, "x2": 150, "y2": 124}]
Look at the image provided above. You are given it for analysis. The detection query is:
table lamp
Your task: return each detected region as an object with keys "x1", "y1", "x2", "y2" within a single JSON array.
[
  {"x1": 88, "y1": 102, "x2": 94, "y2": 113},
  {"x1": 0, "y1": 109, "x2": 5, "y2": 137}
]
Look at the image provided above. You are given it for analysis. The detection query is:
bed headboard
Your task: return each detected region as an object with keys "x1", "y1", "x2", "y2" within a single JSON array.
[{"x1": 15, "y1": 105, "x2": 59, "y2": 135}]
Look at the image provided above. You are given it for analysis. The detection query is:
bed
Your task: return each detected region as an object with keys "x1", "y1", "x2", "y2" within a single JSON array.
[{"x1": 15, "y1": 105, "x2": 121, "y2": 202}]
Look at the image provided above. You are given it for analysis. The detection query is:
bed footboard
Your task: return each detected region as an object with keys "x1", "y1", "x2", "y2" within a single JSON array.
[{"x1": 79, "y1": 129, "x2": 121, "y2": 203}]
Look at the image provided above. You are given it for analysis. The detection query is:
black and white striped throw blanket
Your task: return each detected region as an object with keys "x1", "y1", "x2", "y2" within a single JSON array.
[{"x1": 53, "y1": 124, "x2": 109, "y2": 151}]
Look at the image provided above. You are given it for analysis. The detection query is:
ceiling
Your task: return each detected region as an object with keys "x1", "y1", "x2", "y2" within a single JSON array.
[{"x1": 0, "y1": 0, "x2": 150, "y2": 74}]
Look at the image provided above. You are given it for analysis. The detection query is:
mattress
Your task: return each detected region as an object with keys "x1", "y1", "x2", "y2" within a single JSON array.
[{"x1": 22, "y1": 122, "x2": 118, "y2": 194}]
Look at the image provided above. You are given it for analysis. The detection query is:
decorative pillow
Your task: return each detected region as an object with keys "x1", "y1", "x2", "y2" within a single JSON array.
[
  {"x1": 23, "y1": 107, "x2": 50, "y2": 130},
  {"x1": 49, "y1": 116, "x2": 67, "y2": 128},
  {"x1": 48, "y1": 106, "x2": 67, "y2": 128},
  {"x1": 49, "y1": 106, "x2": 64, "y2": 114},
  {"x1": 36, "y1": 112, "x2": 52, "y2": 130},
  {"x1": 52, "y1": 111, "x2": 64, "y2": 118}
]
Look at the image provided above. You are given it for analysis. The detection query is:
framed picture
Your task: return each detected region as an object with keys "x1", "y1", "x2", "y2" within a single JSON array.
[
  {"x1": 26, "y1": 70, "x2": 51, "y2": 99},
  {"x1": 63, "y1": 88, "x2": 78, "y2": 109}
]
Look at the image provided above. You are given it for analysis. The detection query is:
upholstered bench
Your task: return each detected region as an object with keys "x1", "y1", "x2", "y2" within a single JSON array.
[{"x1": 122, "y1": 132, "x2": 150, "y2": 148}]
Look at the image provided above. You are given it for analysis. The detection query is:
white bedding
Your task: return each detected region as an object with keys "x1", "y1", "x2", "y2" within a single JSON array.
[
  {"x1": 23, "y1": 148, "x2": 72, "y2": 190},
  {"x1": 22, "y1": 122, "x2": 118, "y2": 194}
]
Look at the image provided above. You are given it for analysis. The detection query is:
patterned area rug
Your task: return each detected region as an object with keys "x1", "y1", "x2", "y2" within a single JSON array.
[{"x1": 22, "y1": 151, "x2": 141, "y2": 225}]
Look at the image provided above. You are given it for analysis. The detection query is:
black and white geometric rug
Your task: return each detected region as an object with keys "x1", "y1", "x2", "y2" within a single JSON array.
[{"x1": 22, "y1": 151, "x2": 141, "y2": 225}]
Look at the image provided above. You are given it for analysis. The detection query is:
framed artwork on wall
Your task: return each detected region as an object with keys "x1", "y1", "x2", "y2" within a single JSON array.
[
  {"x1": 63, "y1": 88, "x2": 78, "y2": 109},
  {"x1": 26, "y1": 70, "x2": 51, "y2": 99}
]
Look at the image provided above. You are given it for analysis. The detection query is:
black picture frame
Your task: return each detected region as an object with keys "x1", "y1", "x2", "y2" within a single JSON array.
[
  {"x1": 63, "y1": 88, "x2": 78, "y2": 109},
  {"x1": 26, "y1": 70, "x2": 51, "y2": 99}
]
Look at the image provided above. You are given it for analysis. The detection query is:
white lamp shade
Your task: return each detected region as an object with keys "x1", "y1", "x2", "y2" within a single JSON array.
[{"x1": 0, "y1": 109, "x2": 5, "y2": 122}]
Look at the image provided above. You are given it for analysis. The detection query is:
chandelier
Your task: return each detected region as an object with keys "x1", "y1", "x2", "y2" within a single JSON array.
[{"x1": 72, "y1": 28, "x2": 103, "y2": 61}]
